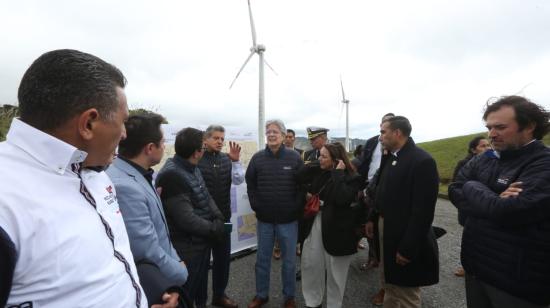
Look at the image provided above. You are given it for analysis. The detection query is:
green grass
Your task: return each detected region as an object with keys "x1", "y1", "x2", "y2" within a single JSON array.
[{"x1": 418, "y1": 133, "x2": 550, "y2": 196}]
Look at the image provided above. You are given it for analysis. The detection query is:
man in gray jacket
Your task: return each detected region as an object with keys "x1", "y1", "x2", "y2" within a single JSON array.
[{"x1": 107, "y1": 113, "x2": 188, "y2": 305}]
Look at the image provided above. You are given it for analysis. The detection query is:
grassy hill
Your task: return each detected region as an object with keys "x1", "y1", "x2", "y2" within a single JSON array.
[{"x1": 418, "y1": 132, "x2": 550, "y2": 196}]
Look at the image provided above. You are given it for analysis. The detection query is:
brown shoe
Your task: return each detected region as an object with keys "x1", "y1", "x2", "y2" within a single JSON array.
[
  {"x1": 283, "y1": 298, "x2": 296, "y2": 308},
  {"x1": 371, "y1": 288, "x2": 385, "y2": 306},
  {"x1": 247, "y1": 296, "x2": 268, "y2": 308},
  {"x1": 454, "y1": 267, "x2": 465, "y2": 277},
  {"x1": 212, "y1": 295, "x2": 238, "y2": 308},
  {"x1": 273, "y1": 248, "x2": 281, "y2": 260}
]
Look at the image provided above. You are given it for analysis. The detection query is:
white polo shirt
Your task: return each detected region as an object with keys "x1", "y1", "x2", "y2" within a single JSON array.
[{"x1": 0, "y1": 119, "x2": 147, "y2": 308}]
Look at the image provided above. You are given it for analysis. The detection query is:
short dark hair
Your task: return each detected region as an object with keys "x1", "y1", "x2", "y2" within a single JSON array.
[
  {"x1": 483, "y1": 95, "x2": 550, "y2": 140},
  {"x1": 175, "y1": 127, "x2": 204, "y2": 159},
  {"x1": 118, "y1": 113, "x2": 166, "y2": 159},
  {"x1": 18, "y1": 49, "x2": 127, "y2": 131},
  {"x1": 383, "y1": 115, "x2": 412, "y2": 137},
  {"x1": 286, "y1": 129, "x2": 296, "y2": 137}
]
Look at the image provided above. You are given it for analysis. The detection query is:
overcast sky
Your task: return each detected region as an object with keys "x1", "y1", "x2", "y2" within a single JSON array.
[{"x1": 1, "y1": 0, "x2": 550, "y2": 142}]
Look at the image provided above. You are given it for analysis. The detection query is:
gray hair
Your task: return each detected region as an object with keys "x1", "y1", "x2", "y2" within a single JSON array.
[
  {"x1": 205, "y1": 124, "x2": 225, "y2": 138},
  {"x1": 265, "y1": 119, "x2": 286, "y2": 135}
]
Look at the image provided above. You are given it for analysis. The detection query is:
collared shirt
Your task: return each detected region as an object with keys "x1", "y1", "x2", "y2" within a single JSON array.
[
  {"x1": 119, "y1": 156, "x2": 155, "y2": 188},
  {"x1": 367, "y1": 141, "x2": 383, "y2": 181},
  {"x1": 0, "y1": 119, "x2": 147, "y2": 308}
]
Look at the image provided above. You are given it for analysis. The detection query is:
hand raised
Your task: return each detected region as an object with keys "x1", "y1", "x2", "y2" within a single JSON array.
[{"x1": 228, "y1": 141, "x2": 241, "y2": 162}]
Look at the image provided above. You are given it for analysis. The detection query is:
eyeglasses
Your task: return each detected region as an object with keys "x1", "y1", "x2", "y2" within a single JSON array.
[{"x1": 265, "y1": 130, "x2": 281, "y2": 136}]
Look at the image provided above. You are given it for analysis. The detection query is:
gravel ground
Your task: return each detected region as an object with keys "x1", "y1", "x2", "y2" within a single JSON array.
[{"x1": 203, "y1": 198, "x2": 466, "y2": 307}]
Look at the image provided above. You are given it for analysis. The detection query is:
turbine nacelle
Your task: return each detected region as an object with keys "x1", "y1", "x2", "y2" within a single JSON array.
[
  {"x1": 229, "y1": 0, "x2": 276, "y2": 150},
  {"x1": 250, "y1": 44, "x2": 266, "y2": 53}
]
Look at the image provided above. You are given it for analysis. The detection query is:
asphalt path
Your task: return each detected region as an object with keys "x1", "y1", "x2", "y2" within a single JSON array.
[{"x1": 204, "y1": 198, "x2": 466, "y2": 307}]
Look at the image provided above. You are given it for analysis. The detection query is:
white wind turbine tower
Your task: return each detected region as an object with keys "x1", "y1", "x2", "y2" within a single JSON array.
[
  {"x1": 230, "y1": 0, "x2": 276, "y2": 150},
  {"x1": 340, "y1": 77, "x2": 350, "y2": 152}
]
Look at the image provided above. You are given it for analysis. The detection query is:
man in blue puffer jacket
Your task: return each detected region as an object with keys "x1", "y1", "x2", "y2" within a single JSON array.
[
  {"x1": 245, "y1": 119, "x2": 303, "y2": 308},
  {"x1": 449, "y1": 95, "x2": 550, "y2": 307}
]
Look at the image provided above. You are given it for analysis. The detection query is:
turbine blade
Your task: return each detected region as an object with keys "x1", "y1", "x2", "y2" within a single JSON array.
[
  {"x1": 340, "y1": 76, "x2": 347, "y2": 102},
  {"x1": 263, "y1": 58, "x2": 278, "y2": 76},
  {"x1": 248, "y1": 0, "x2": 257, "y2": 46},
  {"x1": 229, "y1": 51, "x2": 256, "y2": 89}
]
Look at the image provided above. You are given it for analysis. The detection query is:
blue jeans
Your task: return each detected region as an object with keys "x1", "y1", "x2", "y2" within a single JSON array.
[
  {"x1": 255, "y1": 220, "x2": 298, "y2": 300},
  {"x1": 212, "y1": 231, "x2": 231, "y2": 299}
]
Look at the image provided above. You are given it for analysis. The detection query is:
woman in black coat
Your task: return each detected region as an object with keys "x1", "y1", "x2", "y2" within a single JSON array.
[{"x1": 297, "y1": 142, "x2": 362, "y2": 308}]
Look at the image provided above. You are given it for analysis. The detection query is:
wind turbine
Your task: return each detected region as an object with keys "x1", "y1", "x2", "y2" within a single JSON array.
[
  {"x1": 229, "y1": 0, "x2": 276, "y2": 150},
  {"x1": 340, "y1": 76, "x2": 350, "y2": 152}
]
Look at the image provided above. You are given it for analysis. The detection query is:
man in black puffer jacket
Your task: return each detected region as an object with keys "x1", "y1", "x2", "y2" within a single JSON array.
[
  {"x1": 156, "y1": 127, "x2": 225, "y2": 308},
  {"x1": 449, "y1": 95, "x2": 550, "y2": 307},
  {"x1": 198, "y1": 125, "x2": 245, "y2": 308},
  {"x1": 245, "y1": 119, "x2": 303, "y2": 308}
]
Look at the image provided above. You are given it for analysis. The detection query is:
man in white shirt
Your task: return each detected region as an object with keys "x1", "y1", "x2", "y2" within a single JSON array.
[
  {"x1": 357, "y1": 112, "x2": 394, "y2": 306},
  {"x1": 0, "y1": 49, "x2": 176, "y2": 307}
]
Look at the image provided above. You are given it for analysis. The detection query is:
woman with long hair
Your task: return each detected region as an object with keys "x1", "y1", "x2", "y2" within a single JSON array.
[{"x1": 297, "y1": 142, "x2": 363, "y2": 308}]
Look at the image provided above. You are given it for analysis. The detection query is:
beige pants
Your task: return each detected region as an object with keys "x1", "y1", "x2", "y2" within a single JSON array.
[
  {"x1": 302, "y1": 212, "x2": 354, "y2": 308},
  {"x1": 379, "y1": 217, "x2": 421, "y2": 308}
]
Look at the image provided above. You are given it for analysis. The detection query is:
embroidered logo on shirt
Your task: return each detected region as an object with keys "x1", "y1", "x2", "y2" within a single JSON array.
[
  {"x1": 283, "y1": 166, "x2": 292, "y2": 170},
  {"x1": 104, "y1": 185, "x2": 117, "y2": 205}
]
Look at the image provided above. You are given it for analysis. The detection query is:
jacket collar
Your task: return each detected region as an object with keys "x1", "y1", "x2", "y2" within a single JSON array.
[
  {"x1": 389, "y1": 137, "x2": 415, "y2": 158},
  {"x1": 6, "y1": 118, "x2": 87, "y2": 175},
  {"x1": 203, "y1": 150, "x2": 221, "y2": 159},
  {"x1": 264, "y1": 144, "x2": 286, "y2": 158},
  {"x1": 173, "y1": 154, "x2": 197, "y2": 172},
  {"x1": 494, "y1": 140, "x2": 545, "y2": 160}
]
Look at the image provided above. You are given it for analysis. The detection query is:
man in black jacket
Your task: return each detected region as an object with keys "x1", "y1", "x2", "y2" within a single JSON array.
[
  {"x1": 245, "y1": 119, "x2": 303, "y2": 308},
  {"x1": 156, "y1": 128, "x2": 225, "y2": 308},
  {"x1": 198, "y1": 125, "x2": 244, "y2": 308},
  {"x1": 366, "y1": 116, "x2": 439, "y2": 308},
  {"x1": 449, "y1": 96, "x2": 550, "y2": 308},
  {"x1": 357, "y1": 113, "x2": 394, "y2": 182},
  {"x1": 357, "y1": 112, "x2": 394, "y2": 306}
]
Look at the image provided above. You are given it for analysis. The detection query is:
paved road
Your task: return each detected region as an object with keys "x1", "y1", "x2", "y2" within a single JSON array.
[{"x1": 204, "y1": 198, "x2": 466, "y2": 307}]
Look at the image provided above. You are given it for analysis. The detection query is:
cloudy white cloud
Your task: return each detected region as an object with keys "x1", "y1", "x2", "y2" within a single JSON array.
[{"x1": 1, "y1": 0, "x2": 549, "y2": 143}]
